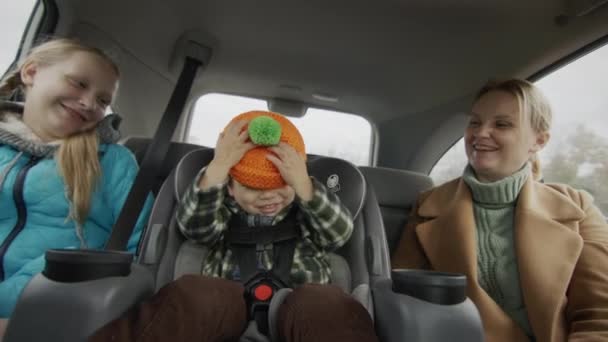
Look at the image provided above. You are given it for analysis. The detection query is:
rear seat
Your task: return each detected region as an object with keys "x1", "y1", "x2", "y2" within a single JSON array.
[
  {"x1": 359, "y1": 166, "x2": 434, "y2": 257},
  {"x1": 121, "y1": 137, "x2": 204, "y2": 195},
  {"x1": 7, "y1": 149, "x2": 485, "y2": 342},
  {"x1": 134, "y1": 150, "x2": 484, "y2": 341},
  {"x1": 121, "y1": 136, "x2": 434, "y2": 269}
]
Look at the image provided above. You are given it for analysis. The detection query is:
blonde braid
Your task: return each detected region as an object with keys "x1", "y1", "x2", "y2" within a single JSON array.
[{"x1": 56, "y1": 129, "x2": 102, "y2": 227}]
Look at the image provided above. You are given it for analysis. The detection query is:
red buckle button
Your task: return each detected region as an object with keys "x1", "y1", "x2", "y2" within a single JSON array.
[{"x1": 254, "y1": 284, "x2": 273, "y2": 301}]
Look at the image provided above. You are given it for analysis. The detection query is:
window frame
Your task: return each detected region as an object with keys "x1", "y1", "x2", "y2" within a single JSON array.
[{"x1": 1, "y1": 0, "x2": 56, "y2": 80}]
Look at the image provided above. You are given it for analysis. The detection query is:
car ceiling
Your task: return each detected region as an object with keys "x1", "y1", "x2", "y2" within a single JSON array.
[{"x1": 49, "y1": 0, "x2": 608, "y2": 170}]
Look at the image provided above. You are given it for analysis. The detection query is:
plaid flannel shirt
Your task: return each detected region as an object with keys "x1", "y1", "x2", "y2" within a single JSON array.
[{"x1": 176, "y1": 169, "x2": 354, "y2": 285}]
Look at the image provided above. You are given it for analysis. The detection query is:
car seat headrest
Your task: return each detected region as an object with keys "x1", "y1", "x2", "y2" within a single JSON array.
[
  {"x1": 359, "y1": 166, "x2": 433, "y2": 208},
  {"x1": 175, "y1": 148, "x2": 215, "y2": 201},
  {"x1": 306, "y1": 155, "x2": 366, "y2": 219},
  {"x1": 175, "y1": 150, "x2": 366, "y2": 218}
]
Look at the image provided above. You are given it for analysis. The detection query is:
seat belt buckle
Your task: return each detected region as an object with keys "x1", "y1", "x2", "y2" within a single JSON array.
[{"x1": 243, "y1": 271, "x2": 288, "y2": 335}]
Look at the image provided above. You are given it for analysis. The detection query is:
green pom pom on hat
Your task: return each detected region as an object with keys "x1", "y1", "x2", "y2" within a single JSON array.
[{"x1": 248, "y1": 116, "x2": 282, "y2": 146}]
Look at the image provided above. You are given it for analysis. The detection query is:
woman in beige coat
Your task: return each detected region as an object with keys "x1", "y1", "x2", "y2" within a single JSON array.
[{"x1": 392, "y1": 78, "x2": 608, "y2": 342}]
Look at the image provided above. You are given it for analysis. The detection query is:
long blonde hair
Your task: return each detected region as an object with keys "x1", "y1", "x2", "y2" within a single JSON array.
[
  {"x1": 0, "y1": 38, "x2": 120, "y2": 227},
  {"x1": 474, "y1": 78, "x2": 552, "y2": 180}
]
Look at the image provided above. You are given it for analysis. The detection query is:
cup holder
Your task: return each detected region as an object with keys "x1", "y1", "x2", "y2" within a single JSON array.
[
  {"x1": 391, "y1": 269, "x2": 467, "y2": 305},
  {"x1": 43, "y1": 249, "x2": 133, "y2": 282}
]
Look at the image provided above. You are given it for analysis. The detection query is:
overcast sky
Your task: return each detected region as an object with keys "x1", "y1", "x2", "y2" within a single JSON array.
[
  {"x1": 0, "y1": 1, "x2": 36, "y2": 74},
  {"x1": 537, "y1": 45, "x2": 608, "y2": 142}
]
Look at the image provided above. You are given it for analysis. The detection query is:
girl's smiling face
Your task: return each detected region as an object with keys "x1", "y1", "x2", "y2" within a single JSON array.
[{"x1": 21, "y1": 51, "x2": 118, "y2": 141}]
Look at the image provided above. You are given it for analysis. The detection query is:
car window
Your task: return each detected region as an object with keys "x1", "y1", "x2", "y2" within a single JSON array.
[
  {"x1": 0, "y1": 1, "x2": 37, "y2": 74},
  {"x1": 428, "y1": 139, "x2": 467, "y2": 186},
  {"x1": 430, "y1": 43, "x2": 608, "y2": 215},
  {"x1": 187, "y1": 93, "x2": 373, "y2": 166}
]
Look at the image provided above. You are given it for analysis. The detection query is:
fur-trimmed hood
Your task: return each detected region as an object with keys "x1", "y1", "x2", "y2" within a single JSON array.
[{"x1": 0, "y1": 101, "x2": 122, "y2": 157}]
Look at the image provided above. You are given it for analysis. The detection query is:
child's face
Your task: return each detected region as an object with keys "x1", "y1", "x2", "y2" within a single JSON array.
[
  {"x1": 228, "y1": 179, "x2": 296, "y2": 217},
  {"x1": 21, "y1": 51, "x2": 118, "y2": 141}
]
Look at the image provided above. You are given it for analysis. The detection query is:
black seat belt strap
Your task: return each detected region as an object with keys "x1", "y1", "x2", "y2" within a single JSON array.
[
  {"x1": 231, "y1": 245, "x2": 259, "y2": 283},
  {"x1": 271, "y1": 239, "x2": 297, "y2": 285},
  {"x1": 106, "y1": 56, "x2": 203, "y2": 251},
  {"x1": 226, "y1": 209, "x2": 299, "y2": 285}
]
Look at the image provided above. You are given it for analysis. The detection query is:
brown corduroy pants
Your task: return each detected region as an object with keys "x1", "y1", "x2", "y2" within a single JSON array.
[{"x1": 89, "y1": 275, "x2": 378, "y2": 342}]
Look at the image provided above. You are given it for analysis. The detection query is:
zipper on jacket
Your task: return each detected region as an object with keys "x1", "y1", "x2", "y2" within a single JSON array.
[{"x1": 0, "y1": 156, "x2": 40, "y2": 281}]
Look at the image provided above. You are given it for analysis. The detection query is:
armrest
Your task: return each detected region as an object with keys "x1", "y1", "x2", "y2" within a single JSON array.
[
  {"x1": 5, "y1": 262, "x2": 154, "y2": 342},
  {"x1": 372, "y1": 275, "x2": 484, "y2": 342},
  {"x1": 391, "y1": 269, "x2": 466, "y2": 305}
]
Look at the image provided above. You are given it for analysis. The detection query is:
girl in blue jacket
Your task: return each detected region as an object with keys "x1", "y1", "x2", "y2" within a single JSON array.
[{"x1": 0, "y1": 38, "x2": 151, "y2": 327}]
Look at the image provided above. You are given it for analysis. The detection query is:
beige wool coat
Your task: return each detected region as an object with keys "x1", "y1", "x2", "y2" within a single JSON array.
[{"x1": 392, "y1": 177, "x2": 608, "y2": 342}]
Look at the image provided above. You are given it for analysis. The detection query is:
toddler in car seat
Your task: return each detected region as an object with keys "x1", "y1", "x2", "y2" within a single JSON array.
[{"x1": 91, "y1": 111, "x2": 378, "y2": 342}]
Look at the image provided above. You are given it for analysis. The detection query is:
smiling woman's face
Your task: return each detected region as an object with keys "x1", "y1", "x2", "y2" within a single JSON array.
[
  {"x1": 21, "y1": 51, "x2": 118, "y2": 142},
  {"x1": 465, "y1": 90, "x2": 546, "y2": 182}
]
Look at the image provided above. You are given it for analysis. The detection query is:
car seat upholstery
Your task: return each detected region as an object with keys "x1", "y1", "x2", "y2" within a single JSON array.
[
  {"x1": 137, "y1": 147, "x2": 374, "y2": 288},
  {"x1": 136, "y1": 153, "x2": 484, "y2": 342},
  {"x1": 135, "y1": 148, "x2": 378, "y2": 341},
  {"x1": 359, "y1": 166, "x2": 434, "y2": 256},
  {"x1": 121, "y1": 136, "x2": 204, "y2": 195}
]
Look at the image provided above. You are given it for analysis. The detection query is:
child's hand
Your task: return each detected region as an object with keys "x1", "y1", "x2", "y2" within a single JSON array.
[
  {"x1": 213, "y1": 120, "x2": 255, "y2": 169},
  {"x1": 267, "y1": 142, "x2": 313, "y2": 201},
  {"x1": 201, "y1": 120, "x2": 255, "y2": 189}
]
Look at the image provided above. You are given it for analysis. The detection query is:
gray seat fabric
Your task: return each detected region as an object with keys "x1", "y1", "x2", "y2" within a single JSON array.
[
  {"x1": 306, "y1": 155, "x2": 368, "y2": 291},
  {"x1": 136, "y1": 147, "x2": 215, "y2": 288},
  {"x1": 121, "y1": 136, "x2": 204, "y2": 195},
  {"x1": 359, "y1": 166, "x2": 434, "y2": 257},
  {"x1": 138, "y1": 149, "x2": 375, "y2": 295},
  {"x1": 173, "y1": 241, "x2": 209, "y2": 278}
]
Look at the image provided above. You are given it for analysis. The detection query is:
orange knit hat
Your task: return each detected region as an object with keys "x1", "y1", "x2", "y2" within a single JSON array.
[{"x1": 227, "y1": 111, "x2": 306, "y2": 189}]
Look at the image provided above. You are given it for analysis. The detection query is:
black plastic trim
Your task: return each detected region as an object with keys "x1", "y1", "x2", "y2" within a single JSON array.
[
  {"x1": 43, "y1": 249, "x2": 133, "y2": 282},
  {"x1": 36, "y1": 0, "x2": 59, "y2": 38}
]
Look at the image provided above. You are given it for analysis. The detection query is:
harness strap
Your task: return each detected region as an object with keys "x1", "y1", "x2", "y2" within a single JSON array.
[
  {"x1": 271, "y1": 239, "x2": 296, "y2": 286},
  {"x1": 225, "y1": 219, "x2": 299, "y2": 245},
  {"x1": 225, "y1": 208, "x2": 299, "y2": 284}
]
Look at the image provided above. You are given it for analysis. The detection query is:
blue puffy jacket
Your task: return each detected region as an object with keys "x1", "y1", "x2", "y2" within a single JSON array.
[{"x1": 0, "y1": 103, "x2": 152, "y2": 317}]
